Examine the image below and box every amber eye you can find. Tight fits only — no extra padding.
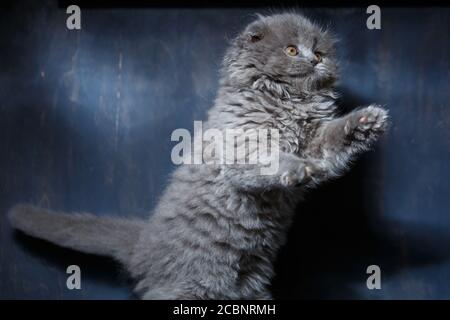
[314,51,323,62]
[285,45,299,56]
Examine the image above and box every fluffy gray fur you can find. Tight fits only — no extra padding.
[9,13,388,299]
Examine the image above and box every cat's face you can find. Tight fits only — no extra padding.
[227,13,338,93]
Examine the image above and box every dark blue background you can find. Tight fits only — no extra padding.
[1,1,449,299]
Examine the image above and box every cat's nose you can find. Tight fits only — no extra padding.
[310,56,320,66]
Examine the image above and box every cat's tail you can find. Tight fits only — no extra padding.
[8,204,143,264]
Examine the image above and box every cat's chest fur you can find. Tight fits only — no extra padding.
[272,96,337,155]
[208,87,337,156]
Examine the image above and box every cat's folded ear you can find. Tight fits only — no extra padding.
[247,31,263,43]
[240,19,268,44]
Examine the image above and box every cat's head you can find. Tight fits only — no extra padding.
[223,13,339,96]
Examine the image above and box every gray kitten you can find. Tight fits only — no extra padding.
[9,13,388,299]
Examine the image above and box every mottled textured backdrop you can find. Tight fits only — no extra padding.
[1,1,449,299]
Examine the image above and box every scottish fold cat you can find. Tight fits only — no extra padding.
[10,13,388,299]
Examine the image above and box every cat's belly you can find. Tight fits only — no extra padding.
[129,165,298,299]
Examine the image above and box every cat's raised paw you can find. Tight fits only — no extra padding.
[345,105,389,142]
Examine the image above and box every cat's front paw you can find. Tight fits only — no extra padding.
[280,161,320,187]
[344,105,389,144]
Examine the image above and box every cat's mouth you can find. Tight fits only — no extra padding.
[287,67,314,78]
[302,63,321,76]
[284,65,329,83]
